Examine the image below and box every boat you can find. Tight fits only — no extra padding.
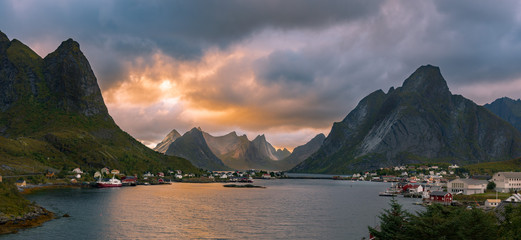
[97,175,122,188]
[379,191,397,197]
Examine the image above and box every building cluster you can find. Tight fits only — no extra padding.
[355,164,463,183]
[210,170,281,181]
[374,164,521,208]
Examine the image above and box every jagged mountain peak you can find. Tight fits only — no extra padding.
[484,97,521,134]
[153,129,182,153]
[293,65,521,174]
[0,30,8,43]
[225,131,238,137]
[167,129,181,137]
[401,64,450,96]
[253,134,266,142]
[56,38,80,52]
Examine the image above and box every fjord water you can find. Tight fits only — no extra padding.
[4,180,422,240]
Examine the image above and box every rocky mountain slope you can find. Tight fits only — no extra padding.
[279,134,325,170]
[156,128,317,170]
[154,129,181,153]
[484,97,521,133]
[164,128,229,170]
[0,31,199,175]
[292,65,521,174]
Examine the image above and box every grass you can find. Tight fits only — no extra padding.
[0,182,32,218]
[464,157,521,175]
[453,190,512,202]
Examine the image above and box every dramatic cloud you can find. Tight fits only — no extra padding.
[2,0,521,148]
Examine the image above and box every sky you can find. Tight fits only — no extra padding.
[2,0,521,150]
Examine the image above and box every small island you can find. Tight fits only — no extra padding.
[223,184,266,188]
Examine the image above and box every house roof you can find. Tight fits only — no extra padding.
[450,178,488,185]
[497,172,521,178]
[486,199,501,203]
[430,191,449,196]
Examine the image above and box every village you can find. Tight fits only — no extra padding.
[4,163,521,211]
[0,167,284,190]
[342,163,521,211]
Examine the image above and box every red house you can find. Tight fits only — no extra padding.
[429,191,452,204]
[121,176,137,186]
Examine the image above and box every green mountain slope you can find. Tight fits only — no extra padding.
[292,65,521,174]
[0,31,199,176]
[464,157,521,175]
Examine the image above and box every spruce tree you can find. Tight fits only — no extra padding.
[368,198,410,240]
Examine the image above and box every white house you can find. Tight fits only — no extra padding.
[449,164,460,169]
[447,178,488,195]
[408,184,424,193]
[485,199,501,208]
[492,172,521,193]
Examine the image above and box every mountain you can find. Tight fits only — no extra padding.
[202,131,252,169]
[158,128,309,170]
[154,129,181,153]
[0,31,199,175]
[292,65,521,174]
[484,97,521,133]
[251,134,285,161]
[279,134,325,170]
[165,128,229,170]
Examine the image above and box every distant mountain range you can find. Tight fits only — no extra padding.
[0,31,199,175]
[291,65,521,174]
[484,97,521,134]
[154,128,324,171]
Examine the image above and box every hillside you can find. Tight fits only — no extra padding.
[278,133,325,170]
[464,157,521,175]
[0,31,200,176]
[484,97,521,133]
[292,65,521,174]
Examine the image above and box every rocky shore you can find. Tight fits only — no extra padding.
[0,205,54,234]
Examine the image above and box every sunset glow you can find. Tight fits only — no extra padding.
[2,0,521,149]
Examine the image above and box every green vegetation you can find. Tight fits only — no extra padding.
[453,191,511,202]
[0,182,32,217]
[465,157,521,175]
[0,34,202,177]
[369,198,520,240]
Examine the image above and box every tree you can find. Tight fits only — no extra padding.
[487,181,496,190]
[368,198,410,240]
[498,204,521,240]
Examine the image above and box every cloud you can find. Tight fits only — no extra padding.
[2,0,521,148]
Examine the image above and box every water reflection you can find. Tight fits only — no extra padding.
[5,180,423,240]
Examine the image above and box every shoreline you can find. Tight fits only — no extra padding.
[0,183,81,235]
[0,205,54,235]
[20,183,86,195]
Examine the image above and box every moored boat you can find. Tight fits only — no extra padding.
[97,176,122,188]
[379,191,397,197]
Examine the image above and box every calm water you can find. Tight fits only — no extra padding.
[3,180,423,240]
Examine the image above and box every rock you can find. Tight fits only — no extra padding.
[292,65,521,173]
